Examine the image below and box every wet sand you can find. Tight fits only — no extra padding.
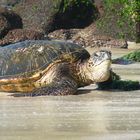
[0,48,140,140]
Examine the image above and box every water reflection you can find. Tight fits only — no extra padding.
[0,90,140,140]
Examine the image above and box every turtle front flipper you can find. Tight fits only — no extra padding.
[11,77,77,97]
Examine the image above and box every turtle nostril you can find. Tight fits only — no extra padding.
[93,53,98,57]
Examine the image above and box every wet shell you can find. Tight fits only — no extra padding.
[0,40,90,79]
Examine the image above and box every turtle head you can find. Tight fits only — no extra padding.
[86,50,111,83]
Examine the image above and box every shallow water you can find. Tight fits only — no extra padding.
[0,48,140,140]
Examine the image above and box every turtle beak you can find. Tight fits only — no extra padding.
[87,50,112,82]
[92,50,111,66]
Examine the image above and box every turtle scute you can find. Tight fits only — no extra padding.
[0,40,90,78]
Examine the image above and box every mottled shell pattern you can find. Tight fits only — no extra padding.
[0,40,90,79]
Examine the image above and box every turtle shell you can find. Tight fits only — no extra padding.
[0,40,90,78]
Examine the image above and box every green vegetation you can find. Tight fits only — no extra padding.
[98,71,140,91]
[55,0,98,29]
[113,50,140,63]
[59,0,94,13]
[96,0,140,42]
[122,50,140,62]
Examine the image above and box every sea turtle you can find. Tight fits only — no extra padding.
[0,40,111,96]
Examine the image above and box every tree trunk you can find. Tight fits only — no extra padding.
[136,21,140,43]
[135,0,140,43]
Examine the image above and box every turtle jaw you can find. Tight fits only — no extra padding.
[87,50,112,83]
[91,60,111,83]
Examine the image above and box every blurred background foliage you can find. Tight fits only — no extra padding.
[0,0,140,42]
[96,0,140,42]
